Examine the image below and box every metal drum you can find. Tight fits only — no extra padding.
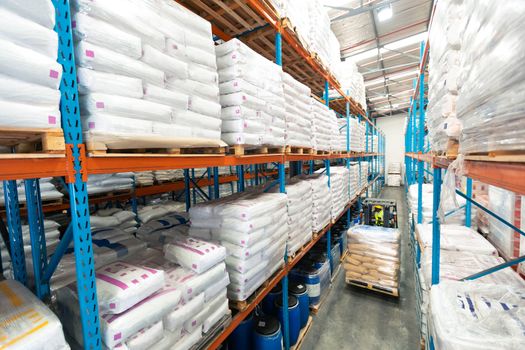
[262,283,282,316]
[228,313,254,350]
[275,295,301,346]
[253,315,283,350]
[289,282,309,329]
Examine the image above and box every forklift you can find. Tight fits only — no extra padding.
[361,198,398,228]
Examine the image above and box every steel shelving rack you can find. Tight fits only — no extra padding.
[405,35,525,350]
[0,1,385,350]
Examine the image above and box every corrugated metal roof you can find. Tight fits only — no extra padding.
[326,0,433,117]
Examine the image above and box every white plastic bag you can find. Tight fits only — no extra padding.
[141,45,188,80]
[125,320,164,350]
[0,0,55,29]
[163,293,204,332]
[77,68,143,98]
[164,237,226,274]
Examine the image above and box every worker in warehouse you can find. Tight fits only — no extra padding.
[373,205,384,226]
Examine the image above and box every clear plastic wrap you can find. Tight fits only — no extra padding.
[141,44,188,80]
[77,68,143,98]
[0,7,58,59]
[0,100,61,129]
[72,12,142,59]
[0,0,55,29]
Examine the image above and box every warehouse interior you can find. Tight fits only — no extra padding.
[0,1,524,350]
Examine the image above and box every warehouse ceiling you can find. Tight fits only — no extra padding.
[324,0,433,118]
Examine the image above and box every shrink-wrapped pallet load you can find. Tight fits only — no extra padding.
[300,174,331,233]
[318,166,350,221]
[311,99,339,152]
[0,178,63,205]
[72,0,224,152]
[344,225,400,295]
[216,39,285,150]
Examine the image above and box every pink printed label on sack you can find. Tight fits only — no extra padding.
[49,70,59,79]
[114,333,122,341]
[96,101,105,108]
[242,95,247,101]
[109,303,116,309]
[233,81,238,87]
[172,43,178,49]
[88,122,95,129]
[97,273,129,290]
[232,54,236,59]
[72,20,76,28]
[244,121,248,128]
[235,108,240,114]
[48,116,57,125]
[85,50,95,58]
[192,263,197,269]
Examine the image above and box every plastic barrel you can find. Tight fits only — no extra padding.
[310,253,327,269]
[228,313,254,350]
[262,283,282,316]
[289,282,309,329]
[253,315,283,350]
[301,264,321,305]
[275,295,301,346]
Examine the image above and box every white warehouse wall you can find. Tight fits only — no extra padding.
[376,114,406,175]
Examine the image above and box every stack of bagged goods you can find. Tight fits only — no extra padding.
[154,169,182,182]
[58,259,185,349]
[428,281,525,350]
[90,208,138,234]
[344,225,400,295]
[407,184,472,225]
[329,58,367,110]
[1,279,69,349]
[137,200,186,224]
[136,212,189,249]
[0,1,63,131]
[86,173,134,195]
[473,181,489,234]
[349,162,359,199]
[487,185,519,259]
[283,72,313,149]
[0,178,63,205]
[367,134,378,153]
[311,99,338,152]
[216,39,286,149]
[387,162,402,187]
[456,1,525,154]
[301,173,331,233]
[73,0,224,152]
[271,177,313,256]
[322,166,350,221]
[359,161,369,191]
[134,171,155,186]
[188,190,287,301]
[162,234,231,345]
[51,228,148,291]
[352,120,366,152]
[333,118,348,152]
[426,0,463,153]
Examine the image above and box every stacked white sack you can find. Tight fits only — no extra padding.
[162,234,230,344]
[87,173,134,195]
[216,39,285,148]
[1,279,69,349]
[72,0,224,150]
[428,281,525,350]
[329,58,367,111]
[367,134,378,153]
[136,212,189,249]
[351,120,366,153]
[270,177,313,255]
[349,162,359,199]
[456,1,525,154]
[283,72,313,148]
[359,161,369,191]
[487,186,519,258]
[134,171,155,186]
[301,174,331,233]
[154,169,183,182]
[0,178,63,205]
[0,1,63,131]
[58,260,187,350]
[138,201,186,224]
[188,190,287,301]
[408,184,473,226]
[327,166,350,220]
[90,208,137,234]
[0,235,12,279]
[311,99,338,152]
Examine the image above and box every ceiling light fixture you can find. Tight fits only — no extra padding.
[377,4,393,22]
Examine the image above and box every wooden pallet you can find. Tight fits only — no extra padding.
[465,150,525,163]
[290,316,314,350]
[230,145,285,156]
[88,146,227,156]
[432,139,458,159]
[310,284,332,315]
[287,240,312,262]
[285,146,315,155]
[229,267,284,311]
[314,150,331,155]
[0,128,65,154]
[346,279,399,297]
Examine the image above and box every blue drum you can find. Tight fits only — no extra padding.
[275,295,301,346]
[262,283,282,316]
[289,282,309,329]
[228,313,254,350]
[253,315,283,350]
[301,264,321,305]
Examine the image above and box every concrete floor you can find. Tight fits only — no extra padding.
[301,186,419,350]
